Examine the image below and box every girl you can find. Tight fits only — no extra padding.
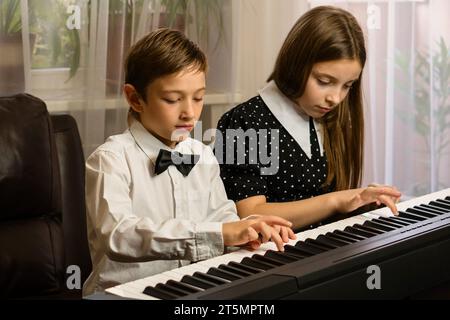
[216,6,401,231]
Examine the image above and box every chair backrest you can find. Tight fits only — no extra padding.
[0,94,91,299]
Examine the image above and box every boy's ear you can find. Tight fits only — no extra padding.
[123,84,144,113]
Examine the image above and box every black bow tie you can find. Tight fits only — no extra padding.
[154,149,199,177]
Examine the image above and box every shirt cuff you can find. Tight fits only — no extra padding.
[194,222,224,261]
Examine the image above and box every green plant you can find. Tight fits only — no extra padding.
[30,0,80,81]
[0,0,81,81]
[0,0,22,35]
[160,0,225,51]
[396,37,450,195]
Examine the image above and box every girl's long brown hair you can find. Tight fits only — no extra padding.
[268,6,366,190]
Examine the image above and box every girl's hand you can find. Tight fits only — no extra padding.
[222,216,295,251]
[337,185,402,215]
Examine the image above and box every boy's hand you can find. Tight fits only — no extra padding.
[222,216,295,251]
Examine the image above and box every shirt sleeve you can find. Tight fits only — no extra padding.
[85,149,227,263]
[215,104,268,202]
[202,146,241,223]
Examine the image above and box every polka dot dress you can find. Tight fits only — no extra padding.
[215,95,333,204]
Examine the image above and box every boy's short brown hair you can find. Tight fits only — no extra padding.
[125,28,207,101]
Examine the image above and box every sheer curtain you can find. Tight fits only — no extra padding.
[234,0,450,198]
[2,0,449,198]
[1,0,235,157]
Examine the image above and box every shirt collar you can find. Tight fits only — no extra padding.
[258,80,324,159]
[128,118,200,165]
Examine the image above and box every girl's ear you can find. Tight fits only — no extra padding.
[123,84,144,113]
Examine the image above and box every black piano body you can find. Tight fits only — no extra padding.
[107,190,450,300]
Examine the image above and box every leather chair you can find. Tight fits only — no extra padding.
[0,93,91,299]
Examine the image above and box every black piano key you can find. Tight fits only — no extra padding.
[252,254,286,266]
[437,199,450,206]
[193,272,229,285]
[241,257,274,271]
[265,250,299,263]
[431,200,450,211]
[419,204,448,215]
[294,241,324,255]
[305,238,335,251]
[390,216,419,224]
[161,282,194,296]
[378,217,409,227]
[284,244,312,258]
[325,232,358,243]
[315,234,348,248]
[207,267,242,281]
[406,207,439,218]
[372,218,406,229]
[352,223,384,235]
[446,196,450,201]
[363,220,396,232]
[181,275,216,289]
[228,261,262,274]
[398,211,427,221]
[219,264,253,277]
[166,279,201,293]
[143,285,178,300]
[333,229,367,241]
[344,226,377,238]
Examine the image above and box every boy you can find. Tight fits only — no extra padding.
[83,29,295,296]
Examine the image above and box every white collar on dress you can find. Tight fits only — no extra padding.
[258,80,324,159]
[128,118,202,165]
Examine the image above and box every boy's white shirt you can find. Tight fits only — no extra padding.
[83,118,239,296]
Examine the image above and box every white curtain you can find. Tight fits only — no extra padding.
[234,0,450,198]
[3,0,449,198]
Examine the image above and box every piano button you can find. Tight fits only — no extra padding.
[363,220,396,232]
[344,226,376,238]
[333,229,367,241]
[143,285,178,300]
[398,211,427,221]
[371,218,406,229]
[228,261,262,274]
[265,250,299,263]
[218,264,253,277]
[193,272,230,285]
[315,235,347,248]
[295,241,327,254]
[241,257,274,271]
[431,200,450,211]
[418,204,447,215]
[252,254,286,266]
[407,207,439,218]
[325,232,358,243]
[284,244,313,258]
[181,275,216,290]
[305,238,335,250]
[207,267,242,281]
[166,279,202,293]
[379,217,409,227]
[352,223,384,235]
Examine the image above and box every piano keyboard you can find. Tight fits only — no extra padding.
[106,188,450,300]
